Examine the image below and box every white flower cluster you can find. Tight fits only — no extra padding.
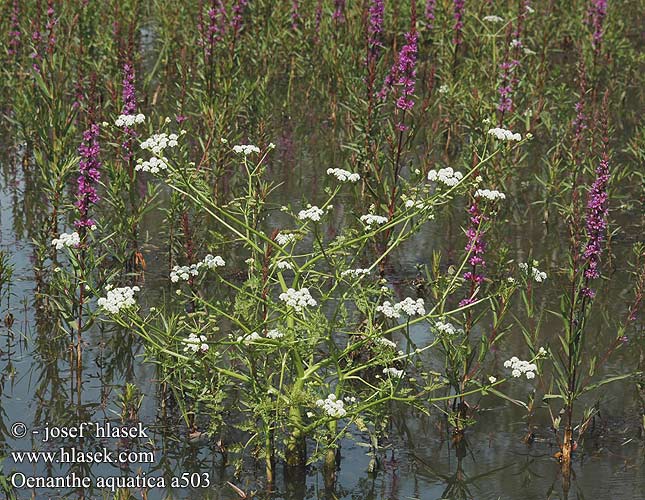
[236,331,261,344]
[51,231,80,250]
[519,261,547,282]
[404,198,424,209]
[475,189,507,201]
[504,356,537,379]
[327,168,360,182]
[182,333,209,353]
[487,127,522,142]
[233,144,260,155]
[434,320,464,336]
[315,394,346,418]
[275,232,297,246]
[360,214,388,229]
[135,156,169,173]
[382,367,404,378]
[170,254,225,283]
[483,15,504,22]
[377,297,425,319]
[298,205,324,222]
[140,133,179,154]
[266,329,284,339]
[203,254,226,269]
[279,287,317,312]
[276,261,293,271]
[438,84,450,94]
[97,285,140,314]
[397,297,426,316]
[115,113,145,127]
[340,268,370,278]
[373,336,397,349]
[427,167,463,187]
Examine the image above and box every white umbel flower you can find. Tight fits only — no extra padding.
[519,261,547,282]
[97,286,140,314]
[475,189,506,201]
[170,254,225,282]
[382,367,404,378]
[135,156,169,173]
[327,168,360,182]
[340,268,370,278]
[279,287,317,312]
[266,329,284,339]
[315,394,347,418]
[275,232,297,246]
[487,127,522,142]
[298,205,325,222]
[434,321,464,336]
[360,214,388,229]
[483,15,504,22]
[427,167,463,187]
[51,231,80,250]
[115,113,145,127]
[503,356,537,380]
[232,144,261,155]
[236,331,262,344]
[141,133,179,154]
[183,333,209,353]
[377,297,425,318]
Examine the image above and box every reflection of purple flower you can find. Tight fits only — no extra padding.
[75,124,101,229]
[460,201,487,307]
[379,31,418,122]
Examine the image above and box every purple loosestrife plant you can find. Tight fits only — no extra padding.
[291,1,301,30]
[45,0,57,55]
[314,0,323,41]
[7,0,21,58]
[496,2,528,119]
[75,124,102,230]
[587,0,608,53]
[333,0,346,23]
[367,0,384,65]
[460,201,487,307]
[452,0,466,47]
[425,0,437,30]
[378,30,419,129]
[581,154,610,297]
[121,61,137,165]
[231,0,249,39]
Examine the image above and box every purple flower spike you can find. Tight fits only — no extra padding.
[7,0,21,58]
[333,0,346,23]
[587,0,608,53]
[582,155,610,291]
[425,0,437,29]
[379,31,419,119]
[452,0,466,46]
[460,200,487,306]
[75,123,102,229]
